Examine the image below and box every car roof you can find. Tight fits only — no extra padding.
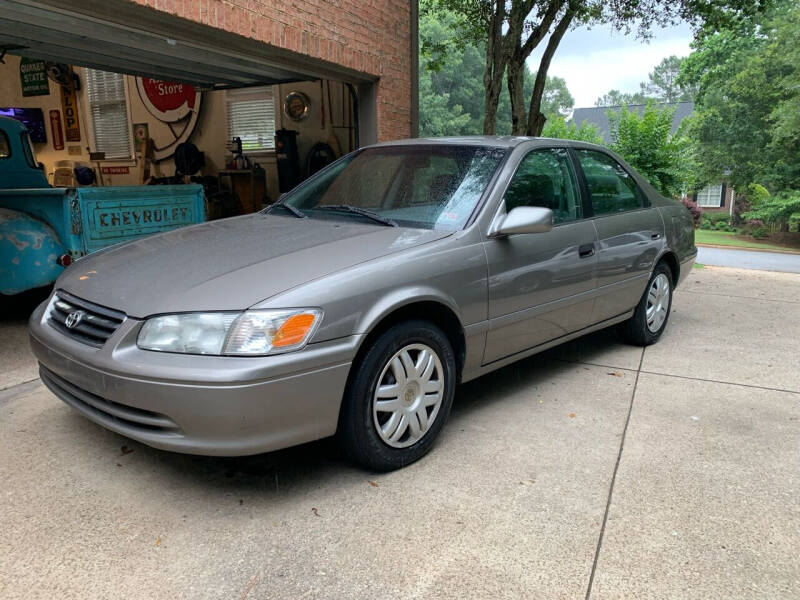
[369,135,606,151]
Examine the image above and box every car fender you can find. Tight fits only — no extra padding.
[0,208,66,295]
[354,284,464,337]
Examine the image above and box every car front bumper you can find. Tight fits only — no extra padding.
[28,298,359,456]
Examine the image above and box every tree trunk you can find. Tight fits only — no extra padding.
[482,2,506,135]
[526,8,574,136]
[507,59,527,135]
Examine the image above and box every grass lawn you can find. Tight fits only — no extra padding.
[694,229,800,253]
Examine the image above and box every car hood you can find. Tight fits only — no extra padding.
[57,213,452,317]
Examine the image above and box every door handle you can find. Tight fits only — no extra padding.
[578,243,595,258]
[651,232,661,240]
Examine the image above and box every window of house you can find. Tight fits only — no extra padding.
[84,69,132,160]
[226,87,276,152]
[696,184,724,207]
[576,149,645,216]
[504,148,581,224]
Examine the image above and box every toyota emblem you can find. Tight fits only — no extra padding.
[64,310,85,329]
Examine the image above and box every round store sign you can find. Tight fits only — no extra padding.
[136,77,200,123]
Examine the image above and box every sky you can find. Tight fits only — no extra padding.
[530,21,695,109]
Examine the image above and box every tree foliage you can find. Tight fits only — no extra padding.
[419,3,575,136]
[595,55,696,106]
[680,0,800,191]
[742,190,800,231]
[608,103,697,197]
[541,116,604,144]
[425,0,770,136]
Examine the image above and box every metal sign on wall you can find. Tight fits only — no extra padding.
[19,58,49,97]
[135,77,201,161]
[59,73,81,142]
[49,110,64,150]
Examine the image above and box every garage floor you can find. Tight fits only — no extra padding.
[1,266,799,599]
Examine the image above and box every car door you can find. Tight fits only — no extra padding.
[483,146,598,364]
[573,148,664,324]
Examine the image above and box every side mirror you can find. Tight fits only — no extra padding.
[489,206,553,237]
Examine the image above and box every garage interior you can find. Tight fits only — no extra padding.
[0,0,379,212]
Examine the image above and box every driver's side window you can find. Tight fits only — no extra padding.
[504,148,581,225]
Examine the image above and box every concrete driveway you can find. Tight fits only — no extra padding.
[1,266,798,599]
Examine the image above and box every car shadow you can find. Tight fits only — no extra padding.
[0,286,50,322]
[57,327,626,498]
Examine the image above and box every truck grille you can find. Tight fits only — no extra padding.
[49,290,126,347]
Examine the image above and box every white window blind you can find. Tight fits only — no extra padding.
[85,69,131,159]
[226,87,276,151]
[696,184,724,207]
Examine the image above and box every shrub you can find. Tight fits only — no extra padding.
[743,190,800,232]
[681,196,702,225]
[750,227,769,239]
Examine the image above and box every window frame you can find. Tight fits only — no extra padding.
[570,147,650,219]
[225,86,277,154]
[695,183,725,208]
[81,68,134,162]
[501,146,584,227]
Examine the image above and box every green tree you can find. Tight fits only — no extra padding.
[679,0,799,191]
[608,103,696,197]
[595,89,651,107]
[426,0,768,135]
[595,55,696,107]
[743,191,800,231]
[541,115,604,144]
[419,1,575,136]
[642,55,696,103]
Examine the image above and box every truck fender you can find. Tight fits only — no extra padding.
[0,208,66,295]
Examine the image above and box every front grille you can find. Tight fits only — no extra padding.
[49,290,126,347]
[40,366,182,437]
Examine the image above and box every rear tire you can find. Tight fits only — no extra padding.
[338,320,456,471]
[617,262,673,346]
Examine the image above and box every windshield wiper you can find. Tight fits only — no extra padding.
[315,205,398,227]
[265,203,306,218]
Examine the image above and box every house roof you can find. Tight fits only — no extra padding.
[571,101,694,143]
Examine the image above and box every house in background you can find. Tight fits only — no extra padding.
[571,102,733,213]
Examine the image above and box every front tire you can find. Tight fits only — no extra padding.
[338,320,456,471]
[618,262,673,346]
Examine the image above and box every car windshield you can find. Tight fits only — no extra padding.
[279,145,507,230]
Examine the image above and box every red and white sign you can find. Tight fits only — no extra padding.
[49,110,64,150]
[136,77,200,123]
[101,166,130,175]
[134,76,202,162]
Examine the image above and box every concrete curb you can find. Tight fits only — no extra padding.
[695,242,800,255]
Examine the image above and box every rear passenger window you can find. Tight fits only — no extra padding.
[576,149,645,216]
[504,148,581,224]
[0,131,10,158]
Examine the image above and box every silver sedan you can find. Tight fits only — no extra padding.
[29,137,696,470]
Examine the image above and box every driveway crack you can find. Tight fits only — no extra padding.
[584,347,644,599]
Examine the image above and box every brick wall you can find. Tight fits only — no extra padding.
[128,0,412,141]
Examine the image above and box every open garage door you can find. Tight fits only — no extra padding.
[0,0,377,144]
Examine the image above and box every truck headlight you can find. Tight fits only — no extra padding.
[137,309,322,356]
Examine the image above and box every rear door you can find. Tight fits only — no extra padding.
[573,149,664,323]
[483,146,598,364]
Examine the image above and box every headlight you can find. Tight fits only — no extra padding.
[137,309,322,356]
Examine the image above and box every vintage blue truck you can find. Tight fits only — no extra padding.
[0,116,205,295]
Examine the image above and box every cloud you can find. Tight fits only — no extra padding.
[529,24,694,108]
